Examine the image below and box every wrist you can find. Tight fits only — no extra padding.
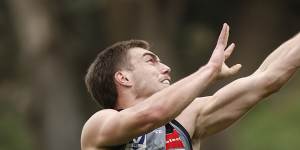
[197,64,220,81]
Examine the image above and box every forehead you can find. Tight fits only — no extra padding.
[127,47,158,60]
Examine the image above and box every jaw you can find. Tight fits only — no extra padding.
[160,83,171,88]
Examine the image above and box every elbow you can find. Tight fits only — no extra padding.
[259,73,285,97]
[258,62,297,97]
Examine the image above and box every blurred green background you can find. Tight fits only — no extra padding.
[0,0,300,150]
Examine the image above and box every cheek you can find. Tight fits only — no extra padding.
[132,66,158,83]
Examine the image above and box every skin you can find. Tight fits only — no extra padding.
[81,24,300,150]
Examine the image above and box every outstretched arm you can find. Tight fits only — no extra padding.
[255,33,300,74]
[81,24,235,148]
[192,32,300,139]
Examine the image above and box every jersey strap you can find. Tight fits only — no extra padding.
[169,120,193,150]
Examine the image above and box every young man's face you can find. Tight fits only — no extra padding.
[126,47,171,97]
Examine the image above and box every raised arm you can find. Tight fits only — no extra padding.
[255,33,300,73]
[193,32,300,139]
[81,24,234,148]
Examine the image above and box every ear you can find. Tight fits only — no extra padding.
[114,71,133,87]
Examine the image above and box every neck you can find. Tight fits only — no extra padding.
[115,91,151,110]
[115,85,158,109]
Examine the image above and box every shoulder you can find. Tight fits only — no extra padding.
[90,109,118,121]
[175,97,212,138]
[81,109,118,149]
[83,109,118,131]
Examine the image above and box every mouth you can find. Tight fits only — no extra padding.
[160,79,171,85]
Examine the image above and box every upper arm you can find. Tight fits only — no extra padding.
[81,107,163,149]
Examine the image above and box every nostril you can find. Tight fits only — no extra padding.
[167,67,171,73]
[160,63,171,74]
[161,67,171,74]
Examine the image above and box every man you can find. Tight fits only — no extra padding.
[81,23,300,150]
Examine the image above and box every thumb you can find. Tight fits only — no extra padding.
[229,64,242,75]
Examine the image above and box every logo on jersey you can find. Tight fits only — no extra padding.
[126,135,147,150]
[166,129,185,150]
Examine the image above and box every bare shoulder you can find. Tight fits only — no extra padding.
[176,96,211,138]
[81,105,166,149]
[82,109,118,132]
[87,109,118,124]
[81,109,119,149]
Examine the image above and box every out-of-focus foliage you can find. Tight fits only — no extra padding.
[233,76,300,150]
[0,101,33,150]
[0,0,300,150]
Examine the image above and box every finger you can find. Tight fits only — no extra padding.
[209,23,230,66]
[216,23,228,49]
[229,64,242,75]
[225,43,235,59]
[215,23,230,50]
[225,23,230,44]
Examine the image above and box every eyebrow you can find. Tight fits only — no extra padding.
[142,52,160,62]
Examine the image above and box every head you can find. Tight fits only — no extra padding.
[85,40,171,109]
[122,47,171,99]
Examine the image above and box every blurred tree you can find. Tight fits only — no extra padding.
[8,0,82,149]
[104,0,187,79]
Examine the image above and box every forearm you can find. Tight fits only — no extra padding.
[142,64,219,125]
[197,62,298,138]
[255,46,285,74]
[195,75,267,138]
[255,33,300,73]
[207,32,300,124]
[146,24,232,123]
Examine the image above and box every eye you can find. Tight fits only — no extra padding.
[146,58,155,63]
[144,55,156,64]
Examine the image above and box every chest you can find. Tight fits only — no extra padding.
[122,121,192,150]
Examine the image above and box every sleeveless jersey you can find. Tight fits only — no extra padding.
[113,120,193,150]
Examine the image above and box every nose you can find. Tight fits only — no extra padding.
[159,62,171,74]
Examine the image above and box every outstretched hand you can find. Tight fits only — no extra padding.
[218,43,242,79]
[208,23,242,79]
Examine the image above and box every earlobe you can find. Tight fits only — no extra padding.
[114,71,132,87]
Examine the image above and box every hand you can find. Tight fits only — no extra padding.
[217,43,242,80]
[207,23,228,70]
[208,23,242,79]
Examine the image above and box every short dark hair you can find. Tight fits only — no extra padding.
[85,40,150,109]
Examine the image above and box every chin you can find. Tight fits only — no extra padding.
[160,84,170,89]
